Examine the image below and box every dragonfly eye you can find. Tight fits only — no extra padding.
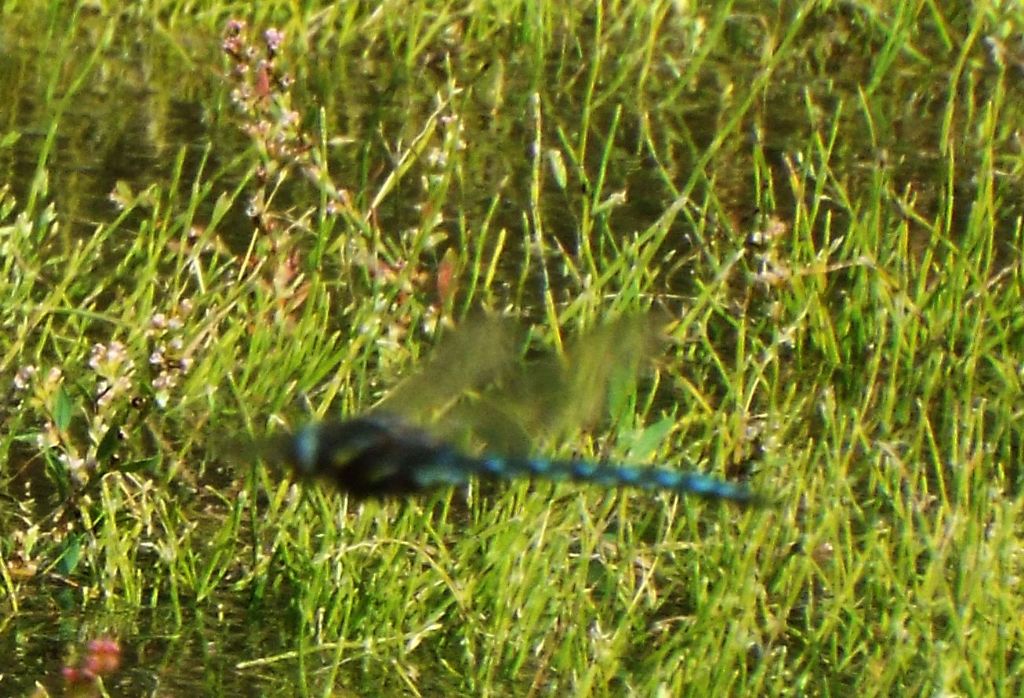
[290,424,321,474]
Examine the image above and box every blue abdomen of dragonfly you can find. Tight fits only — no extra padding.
[467,453,757,503]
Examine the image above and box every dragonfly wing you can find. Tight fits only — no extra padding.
[374,315,523,422]
[470,313,669,445]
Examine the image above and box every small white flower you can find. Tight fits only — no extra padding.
[13,365,37,390]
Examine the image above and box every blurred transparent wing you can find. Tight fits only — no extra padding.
[463,313,669,450]
[551,313,668,434]
[372,315,523,422]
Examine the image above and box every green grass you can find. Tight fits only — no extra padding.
[2,0,1024,695]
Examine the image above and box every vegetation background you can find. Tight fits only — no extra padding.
[1,1,1023,695]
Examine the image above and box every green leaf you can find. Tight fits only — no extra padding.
[625,416,675,463]
[56,533,82,576]
[53,385,74,432]
[117,456,159,474]
[95,423,123,463]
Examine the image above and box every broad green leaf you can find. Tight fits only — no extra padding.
[53,385,73,432]
[56,534,82,576]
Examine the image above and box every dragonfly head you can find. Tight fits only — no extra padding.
[287,423,321,476]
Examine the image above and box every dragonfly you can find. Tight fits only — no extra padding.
[282,413,760,503]
[269,316,763,505]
